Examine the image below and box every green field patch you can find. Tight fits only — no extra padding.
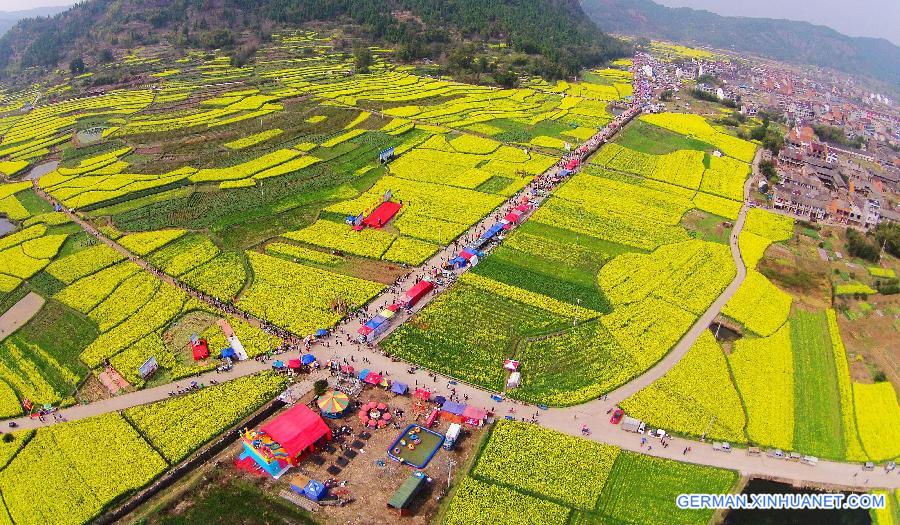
[615,120,715,155]
[791,310,844,459]
[472,244,610,313]
[476,175,515,194]
[595,452,737,525]
[381,281,573,390]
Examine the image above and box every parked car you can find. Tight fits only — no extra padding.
[713,442,732,453]
[609,409,624,424]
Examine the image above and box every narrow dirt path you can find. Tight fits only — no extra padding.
[0,292,45,342]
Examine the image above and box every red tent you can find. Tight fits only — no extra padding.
[414,388,432,400]
[402,280,434,308]
[261,404,331,464]
[515,204,529,212]
[288,359,302,369]
[364,372,382,385]
[191,339,209,360]
[503,212,521,223]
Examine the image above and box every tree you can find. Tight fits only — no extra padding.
[69,56,85,75]
[872,222,900,258]
[659,89,673,101]
[98,49,114,63]
[759,160,777,182]
[846,229,880,262]
[313,379,329,396]
[354,45,373,73]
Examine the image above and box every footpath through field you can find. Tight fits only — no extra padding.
[13,121,899,491]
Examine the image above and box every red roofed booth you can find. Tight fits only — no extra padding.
[402,280,434,309]
[260,404,331,465]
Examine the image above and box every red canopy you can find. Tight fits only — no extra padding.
[414,388,431,400]
[288,359,302,369]
[362,201,402,228]
[403,280,434,307]
[260,404,330,459]
[364,373,382,385]
[515,204,529,212]
[358,325,373,335]
[503,212,521,223]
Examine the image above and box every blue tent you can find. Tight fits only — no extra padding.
[304,480,327,501]
[272,360,285,369]
[220,347,236,359]
[301,354,316,365]
[442,401,466,415]
[559,169,572,177]
[315,329,328,337]
[390,382,408,395]
[449,256,467,268]
[358,368,371,380]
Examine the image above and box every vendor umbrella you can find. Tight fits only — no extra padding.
[315,329,328,337]
[376,402,388,411]
[273,360,285,369]
[317,390,350,414]
[301,354,316,365]
[382,412,392,421]
[367,419,377,428]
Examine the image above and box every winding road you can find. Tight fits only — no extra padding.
[10,119,899,491]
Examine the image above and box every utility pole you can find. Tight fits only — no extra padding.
[447,457,456,489]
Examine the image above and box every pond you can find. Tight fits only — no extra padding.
[0,218,15,237]
[709,321,742,342]
[24,161,58,181]
[725,479,871,525]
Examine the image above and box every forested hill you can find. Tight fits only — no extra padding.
[581,0,900,89]
[0,0,625,80]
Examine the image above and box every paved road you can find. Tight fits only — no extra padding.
[12,127,899,490]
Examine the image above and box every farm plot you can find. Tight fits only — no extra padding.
[826,309,868,461]
[445,422,736,525]
[594,452,737,525]
[472,422,619,509]
[237,251,383,336]
[0,413,167,525]
[530,172,692,251]
[640,113,758,163]
[125,372,287,463]
[598,239,735,315]
[443,477,571,525]
[853,382,900,462]
[791,310,844,459]
[381,274,580,390]
[621,331,747,443]
[721,270,792,337]
[728,323,795,450]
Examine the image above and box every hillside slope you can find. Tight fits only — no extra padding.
[0,0,625,79]
[581,0,900,89]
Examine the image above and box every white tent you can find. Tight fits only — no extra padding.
[506,372,521,388]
